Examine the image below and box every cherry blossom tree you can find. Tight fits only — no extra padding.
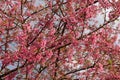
[0,0,120,80]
